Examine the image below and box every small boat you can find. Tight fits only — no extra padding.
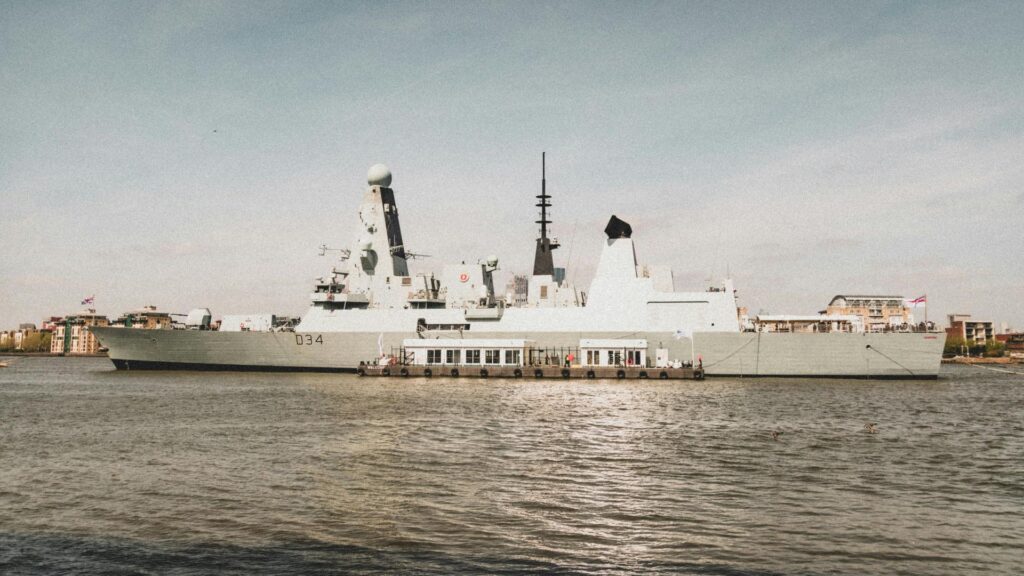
[0,361,9,368]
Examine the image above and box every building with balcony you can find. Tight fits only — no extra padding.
[111,305,172,329]
[995,332,1024,358]
[822,295,911,332]
[945,314,994,346]
[754,314,863,333]
[2,324,51,352]
[50,311,109,355]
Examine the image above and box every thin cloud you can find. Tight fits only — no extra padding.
[1,2,1022,329]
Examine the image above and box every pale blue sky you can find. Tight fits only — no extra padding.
[2,1,1022,329]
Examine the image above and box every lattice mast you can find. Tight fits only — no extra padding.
[533,152,560,275]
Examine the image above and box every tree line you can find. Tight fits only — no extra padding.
[943,336,1005,357]
[0,332,53,353]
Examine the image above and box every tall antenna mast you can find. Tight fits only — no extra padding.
[532,152,559,276]
[538,152,550,242]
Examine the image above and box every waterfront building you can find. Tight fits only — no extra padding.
[1,327,42,350]
[737,307,753,331]
[822,295,911,332]
[505,275,529,307]
[754,314,863,333]
[553,267,566,285]
[945,314,994,346]
[40,317,63,331]
[995,333,1024,358]
[13,324,39,349]
[111,305,172,329]
[50,310,110,355]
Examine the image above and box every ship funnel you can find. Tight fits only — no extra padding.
[594,215,638,279]
[604,215,632,239]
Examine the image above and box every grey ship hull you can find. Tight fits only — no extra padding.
[93,328,945,379]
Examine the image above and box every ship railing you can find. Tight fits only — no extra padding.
[879,323,940,333]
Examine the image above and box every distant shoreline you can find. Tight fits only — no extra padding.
[941,356,1021,365]
[0,352,108,358]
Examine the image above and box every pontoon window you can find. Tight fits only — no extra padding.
[485,349,501,364]
[446,349,461,364]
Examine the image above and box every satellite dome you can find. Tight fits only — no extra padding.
[367,164,392,187]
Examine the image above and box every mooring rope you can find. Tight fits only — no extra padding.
[865,344,916,377]
[703,336,758,370]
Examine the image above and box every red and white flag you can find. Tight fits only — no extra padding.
[905,295,927,307]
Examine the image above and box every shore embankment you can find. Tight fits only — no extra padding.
[941,356,1021,365]
[0,352,108,358]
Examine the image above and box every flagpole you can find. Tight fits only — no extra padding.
[924,294,928,329]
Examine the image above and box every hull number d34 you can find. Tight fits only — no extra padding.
[295,334,324,345]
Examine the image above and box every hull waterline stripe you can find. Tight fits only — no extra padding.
[111,359,357,373]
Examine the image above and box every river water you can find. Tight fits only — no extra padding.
[1,357,1021,575]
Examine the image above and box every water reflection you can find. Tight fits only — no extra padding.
[0,358,1021,574]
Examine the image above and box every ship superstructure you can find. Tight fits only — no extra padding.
[93,160,944,378]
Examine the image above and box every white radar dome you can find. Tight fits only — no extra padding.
[367,164,392,187]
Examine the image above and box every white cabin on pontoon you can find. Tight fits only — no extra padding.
[402,339,534,367]
[580,339,648,367]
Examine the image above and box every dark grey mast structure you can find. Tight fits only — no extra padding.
[533,152,561,276]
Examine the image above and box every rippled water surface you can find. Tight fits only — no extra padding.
[1,357,1022,574]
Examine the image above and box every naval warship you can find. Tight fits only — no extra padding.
[93,159,944,378]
